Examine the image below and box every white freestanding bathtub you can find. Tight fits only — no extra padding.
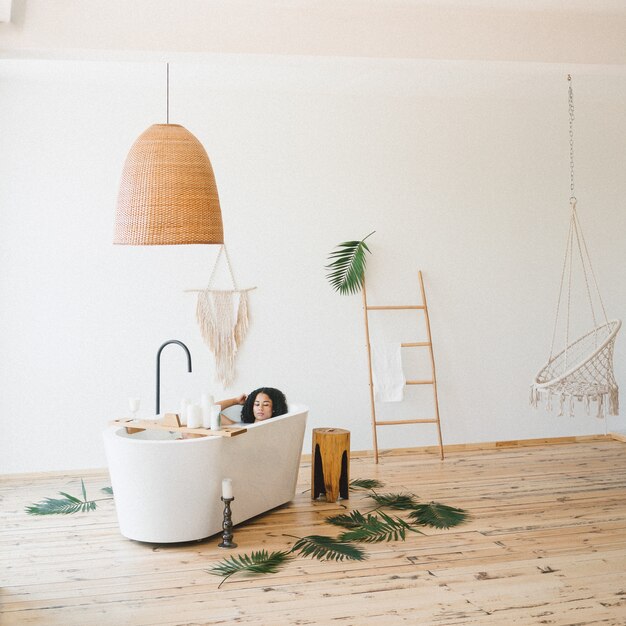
[103,404,308,543]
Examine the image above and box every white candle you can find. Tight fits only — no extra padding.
[210,404,222,431]
[201,393,214,428]
[222,478,233,499]
[128,397,140,414]
[186,403,202,429]
[179,398,190,426]
[202,408,211,429]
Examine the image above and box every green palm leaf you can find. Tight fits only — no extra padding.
[337,511,420,543]
[369,492,419,510]
[407,502,469,529]
[290,535,367,562]
[206,550,292,588]
[349,478,385,491]
[101,486,114,495]
[25,479,104,515]
[25,496,97,515]
[326,510,367,530]
[325,231,375,295]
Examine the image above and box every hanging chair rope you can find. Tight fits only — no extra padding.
[532,75,620,419]
[549,200,610,363]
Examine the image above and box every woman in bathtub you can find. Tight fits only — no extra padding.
[218,387,288,424]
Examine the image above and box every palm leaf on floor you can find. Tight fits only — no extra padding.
[407,502,469,529]
[325,231,375,295]
[25,494,96,515]
[25,479,111,515]
[337,511,420,543]
[368,492,419,510]
[349,478,384,491]
[290,535,367,562]
[206,550,293,588]
[326,510,368,530]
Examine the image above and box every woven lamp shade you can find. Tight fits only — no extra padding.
[114,124,224,245]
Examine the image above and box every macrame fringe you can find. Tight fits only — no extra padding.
[609,387,619,416]
[529,386,538,408]
[196,289,250,388]
[530,384,620,420]
[191,245,254,388]
[596,394,604,419]
[234,290,249,347]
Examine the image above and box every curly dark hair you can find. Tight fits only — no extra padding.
[240,387,288,423]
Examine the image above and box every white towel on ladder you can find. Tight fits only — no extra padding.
[372,342,405,402]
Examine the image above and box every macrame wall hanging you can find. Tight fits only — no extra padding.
[531,75,621,419]
[186,245,256,387]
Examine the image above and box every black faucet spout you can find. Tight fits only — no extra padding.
[156,340,192,415]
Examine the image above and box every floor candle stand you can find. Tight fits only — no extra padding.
[217,497,237,548]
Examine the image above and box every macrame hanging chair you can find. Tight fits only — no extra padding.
[186,245,255,388]
[531,76,620,419]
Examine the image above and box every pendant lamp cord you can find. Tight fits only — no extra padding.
[166,62,170,124]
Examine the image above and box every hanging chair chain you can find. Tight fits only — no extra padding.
[548,75,611,364]
[568,74,576,203]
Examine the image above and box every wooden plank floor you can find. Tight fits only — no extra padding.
[2,440,626,625]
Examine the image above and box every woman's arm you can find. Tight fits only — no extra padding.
[217,394,247,425]
[218,394,247,410]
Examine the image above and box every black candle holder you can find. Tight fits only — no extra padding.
[218,496,237,548]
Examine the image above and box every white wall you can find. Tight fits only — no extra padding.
[1,57,625,473]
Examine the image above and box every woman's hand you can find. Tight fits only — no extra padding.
[217,394,247,410]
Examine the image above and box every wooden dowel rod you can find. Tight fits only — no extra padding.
[406,379,435,385]
[362,279,379,464]
[418,270,444,460]
[366,305,425,310]
[376,419,438,425]
[401,342,430,347]
[184,286,257,293]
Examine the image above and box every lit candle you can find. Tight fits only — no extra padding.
[186,403,202,429]
[210,404,222,431]
[222,478,233,499]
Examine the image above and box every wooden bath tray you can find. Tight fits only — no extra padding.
[111,413,247,438]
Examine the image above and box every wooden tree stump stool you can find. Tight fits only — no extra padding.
[311,428,350,503]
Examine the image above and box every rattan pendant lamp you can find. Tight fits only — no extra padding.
[114,64,224,245]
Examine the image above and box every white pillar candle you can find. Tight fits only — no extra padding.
[222,478,233,499]
[202,407,211,429]
[186,403,202,429]
[201,393,214,428]
[179,398,190,426]
[210,404,222,431]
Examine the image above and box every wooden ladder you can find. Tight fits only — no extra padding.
[362,270,444,462]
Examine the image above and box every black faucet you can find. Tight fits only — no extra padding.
[156,340,192,415]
